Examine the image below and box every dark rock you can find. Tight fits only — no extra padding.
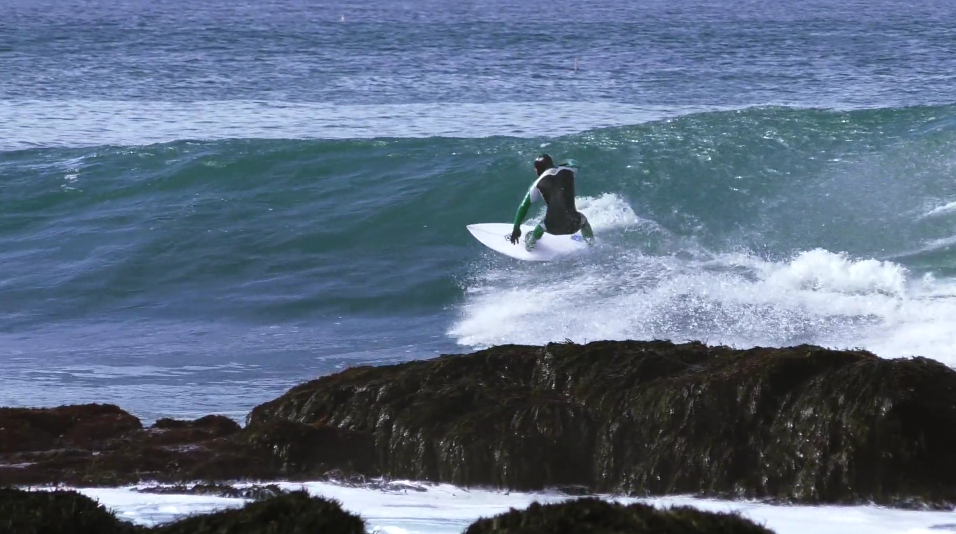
[0,487,141,534]
[151,489,365,534]
[463,497,775,534]
[142,415,241,450]
[0,403,375,487]
[0,404,142,453]
[0,429,228,487]
[176,419,377,483]
[553,485,591,496]
[248,340,956,506]
[134,483,287,500]
[237,419,377,478]
[0,488,363,534]
[325,476,431,493]
[249,344,593,490]
[6,340,956,508]
[152,415,241,435]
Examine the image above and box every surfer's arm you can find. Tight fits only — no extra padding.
[512,191,532,229]
[509,186,540,244]
[513,182,543,227]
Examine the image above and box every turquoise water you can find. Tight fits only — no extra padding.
[3,0,956,422]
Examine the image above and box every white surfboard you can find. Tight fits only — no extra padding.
[466,223,589,262]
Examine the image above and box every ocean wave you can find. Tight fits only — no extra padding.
[4,103,956,362]
[451,243,956,362]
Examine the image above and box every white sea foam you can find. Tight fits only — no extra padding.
[451,195,956,364]
[923,200,956,218]
[517,192,652,240]
[43,481,956,534]
[0,100,731,151]
[759,248,907,297]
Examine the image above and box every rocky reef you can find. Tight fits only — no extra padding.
[133,482,288,500]
[0,487,774,534]
[4,340,956,509]
[0,488,366,534]
[249,340,956,507]
[0,487,140,534]
[0,405,376,487]
[463,497,775,534]
[150,489,366,534]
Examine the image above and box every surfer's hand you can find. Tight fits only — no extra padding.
[509,228,521,244]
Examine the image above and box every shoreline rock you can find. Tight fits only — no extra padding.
[4,340,956,509]
[463,497,775,534]
[249,340,956,508]
[150,489,366,534]
[0,487,140,534]
[0,487,776,534]
[0,487,367,534]
[133,482,288,501]
[0,407,377,487]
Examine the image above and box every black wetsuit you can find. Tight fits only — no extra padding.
[511,166,594,250]
[533,167,584,234]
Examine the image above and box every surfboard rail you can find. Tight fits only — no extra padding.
[466,223,589,262]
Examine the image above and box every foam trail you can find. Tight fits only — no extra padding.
[61,482,956,534]
[923,200,956,218]
[574,193,647,231]
[521,192,649,232]
[452,200,956,362]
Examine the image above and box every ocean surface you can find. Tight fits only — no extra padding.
[4,0,956,464]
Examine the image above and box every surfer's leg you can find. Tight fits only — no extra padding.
[579,213,594,245]
[524,223,545,251]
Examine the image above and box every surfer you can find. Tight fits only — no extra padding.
[509,154,594,251]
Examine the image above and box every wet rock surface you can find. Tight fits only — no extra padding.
[0,404,142,454]
[4,340,956,508]
[250,340,956,507]
[150,489,366,534]
[0,487,779,534]
[0,488,366,534]
[463,497,775,534]
[133,482,288,501]
[0,487,140,534]
[0,407,377,487]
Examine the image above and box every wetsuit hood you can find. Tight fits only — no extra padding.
[534,153,555,176]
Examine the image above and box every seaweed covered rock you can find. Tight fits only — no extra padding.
[0,406,236,486]
[151,489,365,534]
[237,419,377,478]
[134,483,287,500]
[0,488,140,534]
[0,403,373,486]
[249,344,593,490]
[248,340,956,506]
[0,488,363,534]
[6,340,956,507]
[463,497,774,534]
[151,415,241,441]
[0,404,142,453]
